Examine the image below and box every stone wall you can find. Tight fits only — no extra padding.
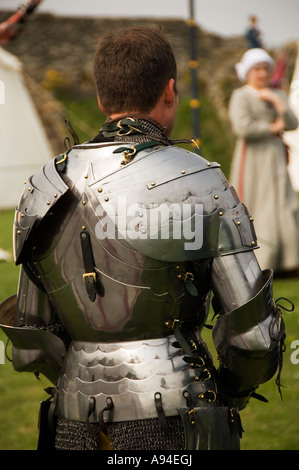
[2,12,296,104]
[0,11,297,151]
[0,12,247,96]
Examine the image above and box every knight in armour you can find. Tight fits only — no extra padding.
[0,27,286,450]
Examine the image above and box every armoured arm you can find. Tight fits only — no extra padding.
[0,267,68,384]
[0,156,71,382]
[211,251,283,409]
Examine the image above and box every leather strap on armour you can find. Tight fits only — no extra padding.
[80,231,104,301]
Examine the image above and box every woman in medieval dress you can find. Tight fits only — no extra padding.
[229,48,299,276]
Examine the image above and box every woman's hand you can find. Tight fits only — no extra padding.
[269,117,285,135]
[258,88,286,115]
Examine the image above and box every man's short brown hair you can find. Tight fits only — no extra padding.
[93,26,177,115]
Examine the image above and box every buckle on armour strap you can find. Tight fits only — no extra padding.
[82,272,97,282]
[120,146,137,165]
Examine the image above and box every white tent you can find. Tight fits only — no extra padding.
[284,42,299,192]
[0,46,52,210]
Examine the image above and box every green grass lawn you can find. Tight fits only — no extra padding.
[1,209,299,450]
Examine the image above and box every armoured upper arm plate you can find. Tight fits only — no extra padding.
[14,157,69,265]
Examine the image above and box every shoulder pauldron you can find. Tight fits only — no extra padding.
[84,144,258,261]
[14,157,69,265]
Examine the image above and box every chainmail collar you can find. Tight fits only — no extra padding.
[100,114,171,145]
[67,114,196,148]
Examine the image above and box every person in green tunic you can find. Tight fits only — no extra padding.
[229,48,299,276]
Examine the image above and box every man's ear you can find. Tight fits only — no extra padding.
[97,95,106,114]
[164,78,176,108]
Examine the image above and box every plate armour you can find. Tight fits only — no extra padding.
[0,127,285,449]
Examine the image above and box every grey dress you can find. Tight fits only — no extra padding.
[229,85,299,272]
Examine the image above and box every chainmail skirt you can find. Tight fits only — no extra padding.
[55,416,185,450]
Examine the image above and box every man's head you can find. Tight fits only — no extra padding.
[94,26,178,127]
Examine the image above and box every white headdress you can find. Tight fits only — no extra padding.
[235,48,274,82]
